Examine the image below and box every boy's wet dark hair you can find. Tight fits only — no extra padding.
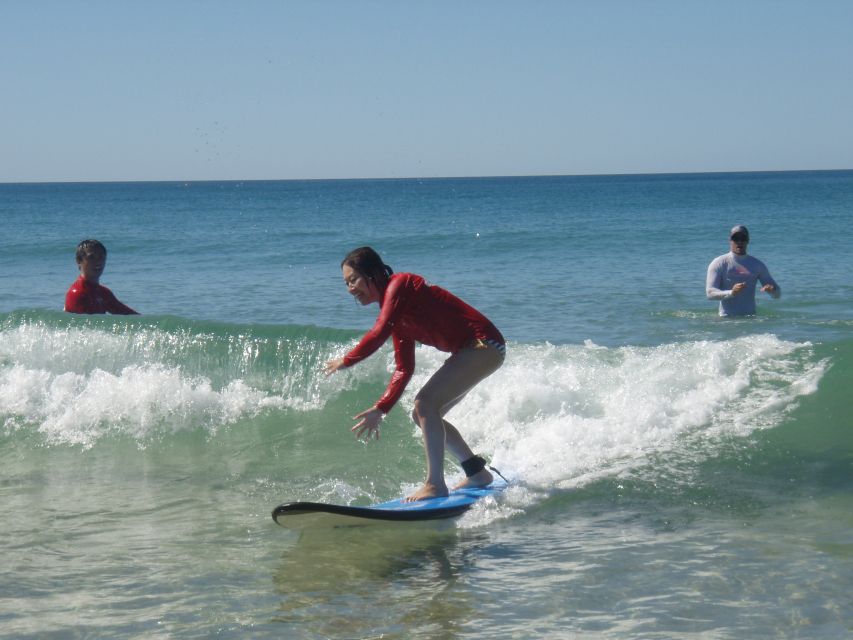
[341,246,393,288]
[75,239,107,264]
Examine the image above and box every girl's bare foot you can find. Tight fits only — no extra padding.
[404,481,448,502]
[452,468,493,490]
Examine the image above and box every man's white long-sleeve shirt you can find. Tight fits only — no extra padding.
[706,252,780,316]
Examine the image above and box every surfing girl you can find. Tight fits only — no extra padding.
[324,247,505,502]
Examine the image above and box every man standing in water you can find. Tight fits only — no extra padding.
[706,225,780,317]
[64,239,139,315]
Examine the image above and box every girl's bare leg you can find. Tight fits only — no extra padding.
[405,344,503,501]
[443,419,494,490]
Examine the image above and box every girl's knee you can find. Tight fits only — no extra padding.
[411,396,437,424]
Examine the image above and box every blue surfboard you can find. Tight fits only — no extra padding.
[272,479,507,528]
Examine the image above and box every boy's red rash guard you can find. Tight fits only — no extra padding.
[64,276,138,315]
[342,273,504,413]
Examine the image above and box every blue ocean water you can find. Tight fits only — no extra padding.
[1,171,852,638]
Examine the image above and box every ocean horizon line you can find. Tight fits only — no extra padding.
[2,167,851,187]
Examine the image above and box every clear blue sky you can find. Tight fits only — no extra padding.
[2,0,852,182]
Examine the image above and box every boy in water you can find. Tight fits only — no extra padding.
[64,239,139,315]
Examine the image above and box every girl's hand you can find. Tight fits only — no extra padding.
[324,357,346,376]
[351,407,383,441]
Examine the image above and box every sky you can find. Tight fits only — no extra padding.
[2,0,852,182]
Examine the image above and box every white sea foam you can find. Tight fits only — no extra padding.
[0,320,827,486]
[0,321,406,448]
[0,322,289,447]
[0,362,285,448]
[405,335,826,501]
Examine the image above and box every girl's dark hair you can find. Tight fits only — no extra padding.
[341,246,393,289]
